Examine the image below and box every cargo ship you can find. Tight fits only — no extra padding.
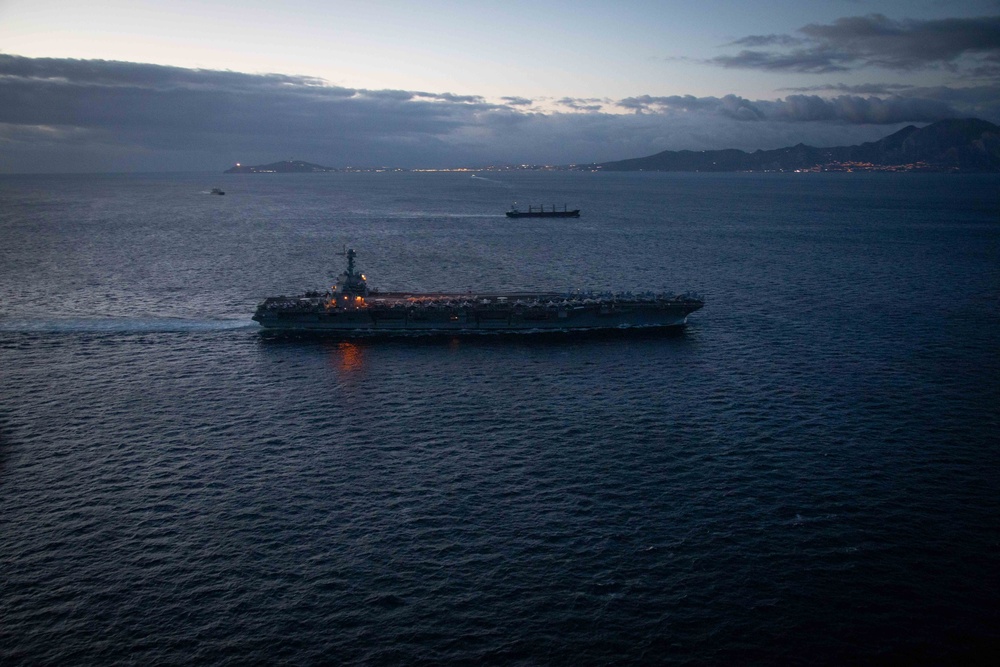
[506,204,580,218]
[252,249,703,334]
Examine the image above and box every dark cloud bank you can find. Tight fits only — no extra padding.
[713,13,1000,75]
[1,45,998,171]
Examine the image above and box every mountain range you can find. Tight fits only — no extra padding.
[596,119,1000,172]
[224,119,1000,173]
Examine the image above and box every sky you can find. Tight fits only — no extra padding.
[1,0,999,172]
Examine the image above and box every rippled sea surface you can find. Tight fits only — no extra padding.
[2,171,998,665]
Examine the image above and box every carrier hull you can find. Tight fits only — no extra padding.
[252,249,703,336]
[253,292,702,334]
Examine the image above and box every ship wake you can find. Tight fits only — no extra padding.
[0,317,255,334]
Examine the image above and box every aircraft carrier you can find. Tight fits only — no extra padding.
[252,249,703,334]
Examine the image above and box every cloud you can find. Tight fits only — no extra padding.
[763,94,954,124]
[728,34,805,49]
[613,92,956,124]
[0,55,509,169]
[556,97,608,112]
[0,55,998,172]
[0,54,325,89]
[779,83,918,95]
[712,13,1000,75]
[618,94,767,122]
[501,96,534,107]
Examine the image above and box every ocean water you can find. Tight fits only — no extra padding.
[1,171,998,665]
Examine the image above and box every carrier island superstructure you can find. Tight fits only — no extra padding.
[252,249,703,334]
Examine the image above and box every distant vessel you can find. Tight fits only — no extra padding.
[211,188,225,195]
[506,204,580,218]
[252,249,703,335]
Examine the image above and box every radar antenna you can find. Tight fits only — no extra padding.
[346,248,356,277]
[336,245,358,277]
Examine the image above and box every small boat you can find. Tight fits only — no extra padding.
[506,204,579,218]
[211,188,225,195]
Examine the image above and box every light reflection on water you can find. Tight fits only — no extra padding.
[333,341,365,374]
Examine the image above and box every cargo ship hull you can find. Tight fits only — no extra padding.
[506,204,580,218]
[506,210,580,218]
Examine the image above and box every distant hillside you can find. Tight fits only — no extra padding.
[225,160,335,173]
[597,119,1000,172]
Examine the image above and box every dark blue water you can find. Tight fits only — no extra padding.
[1,171,998,665]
